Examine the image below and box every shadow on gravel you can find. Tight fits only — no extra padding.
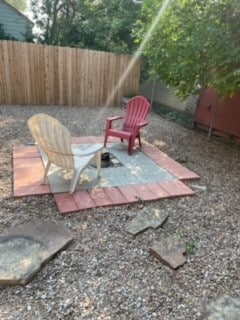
[152,102,240,152]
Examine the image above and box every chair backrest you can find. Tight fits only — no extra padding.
[123,96,151,132]
[28,113,74,170]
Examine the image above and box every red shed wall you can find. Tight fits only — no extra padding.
[195,88,240,139]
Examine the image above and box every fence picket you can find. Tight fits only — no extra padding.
[0,41,141,106]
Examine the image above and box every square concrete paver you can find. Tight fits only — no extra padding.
[13,136,200,214]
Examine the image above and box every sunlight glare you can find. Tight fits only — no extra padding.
[104,0,173,107]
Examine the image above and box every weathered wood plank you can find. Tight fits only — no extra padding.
[0,40,141,107]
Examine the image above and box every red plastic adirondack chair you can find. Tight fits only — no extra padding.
[104,96,151,155]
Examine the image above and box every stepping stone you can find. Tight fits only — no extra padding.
[202,295,240,320]
[125,209,169,235]
[149,235,187,269]
[0,219,73,285]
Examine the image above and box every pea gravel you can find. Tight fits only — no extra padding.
[0,105,239,320]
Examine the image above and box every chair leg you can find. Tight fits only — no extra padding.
[104,132,108,147]
[69,168,82,194]
[69,152,102,194]
[128,137,134,155]
[138,134,142,147]
[95,151,101,178]
[43,160,51,184]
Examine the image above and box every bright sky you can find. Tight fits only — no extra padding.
[25,0,31,16]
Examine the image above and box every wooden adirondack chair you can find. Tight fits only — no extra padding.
[28,113,102,194]
[104,96,151,154]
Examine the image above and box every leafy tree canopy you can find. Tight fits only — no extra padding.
[30,0,141,54]
[0,23,15,40]
[134,0,240,100]
[6,0,27,12]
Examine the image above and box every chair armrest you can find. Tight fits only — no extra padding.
[72,143,103,156]
[106,116,124,130]
[130,121,148,136]
[136,121,148,128]
[107,116,123,123]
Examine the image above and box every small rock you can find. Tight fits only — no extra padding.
[191,184,207,191]
[202,295,240,320]
[125,209,169,235]
[149,235,187,269]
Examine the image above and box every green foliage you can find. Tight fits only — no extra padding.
[24,25,34,43]
[173,228,186,239]
[173,229,197,255]
[134,0,240,100]
[152,102,195,129]
[186,241,197,255]
[30,0,79,45]
[0,23,16,40]
[5,0,27,12]
[30,0,142,54]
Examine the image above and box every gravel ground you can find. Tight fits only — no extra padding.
[0,105,239,320]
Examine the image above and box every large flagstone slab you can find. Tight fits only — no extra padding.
[202,295,240,320]
[0,219,73,285]
[149,235,187,269]
[125,209,169,235]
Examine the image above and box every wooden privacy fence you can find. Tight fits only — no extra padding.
[0,41,141,106]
